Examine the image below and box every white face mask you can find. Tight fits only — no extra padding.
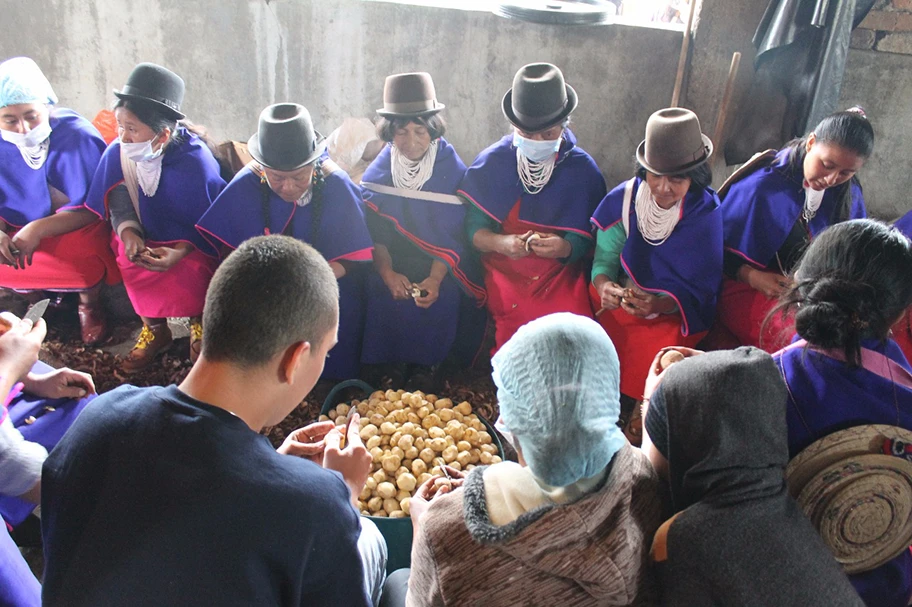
[513,132,561,163]
[121,138,164,164]
[1,121,52,148]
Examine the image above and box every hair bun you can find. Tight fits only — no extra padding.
[795,277,876,348]
[845,105,867,119]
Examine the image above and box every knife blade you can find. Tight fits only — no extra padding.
[23,298,50,325]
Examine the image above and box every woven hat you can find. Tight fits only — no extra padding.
[786,424,912,574]
[636,108,712,176]
[114,63,185,120]
[502,63,577,133]
[377,72,445,118]
[247,103,326,172]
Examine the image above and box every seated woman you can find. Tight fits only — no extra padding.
[403,313,663,606]
[0,311,96,532]
[458,63,605,352]
[0,57,118,345]
[590,108,722,407]
[892,210,912,364]
[718,108,872,352]
[771,219,912,606]
[642,348,863,606]
[360,72,485,389]
[84,64,225,371]
[197,103,373,380]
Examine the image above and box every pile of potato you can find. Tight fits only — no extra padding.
[319,389,502,518]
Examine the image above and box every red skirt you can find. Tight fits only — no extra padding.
[589,283,703,398]
[0,220,120,291]
[483,203,592,353]
[115,235,217,318]
[894,310,912,365]
[716,278,794,353]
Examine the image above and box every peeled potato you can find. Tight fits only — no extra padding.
[419,448,436,463]
[456,401,472,416]
[396,473,417,492]
[377,482,397,499]
[368,496,383,512]
[381,454,401,473]
[412,459,428,476]
[389,510,408,519]
[442,445,458,463]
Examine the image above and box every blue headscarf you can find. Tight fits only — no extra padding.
[0,57,57,108]
[492,312,627,487]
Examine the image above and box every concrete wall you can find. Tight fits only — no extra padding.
[0,0,680,191]
[2,0,908,219]
[683,0,912,220]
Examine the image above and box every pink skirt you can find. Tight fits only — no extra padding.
[115,235,217,318]
[0,221,120,291]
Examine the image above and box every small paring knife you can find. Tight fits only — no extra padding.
[23,298,50,325]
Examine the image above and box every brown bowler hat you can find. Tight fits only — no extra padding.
[502,63,577,133]
[247,103,325,172]
[377,72,445,118]
[636,108,713,175]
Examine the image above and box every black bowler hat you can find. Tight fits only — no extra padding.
[502,63,578,133]
[114,63,185,120]
[247,103,326,172]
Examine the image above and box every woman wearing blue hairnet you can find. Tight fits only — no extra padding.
[381,312,665,606]
[0,57,118,344]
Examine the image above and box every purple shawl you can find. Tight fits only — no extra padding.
[361,138,485,302]
[896,210,912,239]
[591,177,723,335]
[457,129,605,238]
[775,337,912,459]
[0,108,106,228]
[84,128,224,254]
[722,149,866,268]
[196,162,373,263]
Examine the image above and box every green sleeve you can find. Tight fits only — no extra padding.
[464,204,500,241]
[562,231,594,265]
[591,223,627,282]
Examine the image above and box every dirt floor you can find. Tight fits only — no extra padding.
[22,289,501,447]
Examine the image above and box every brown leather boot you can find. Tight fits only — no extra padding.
[122,323,173,373]
[77,302,109,345]
[189,319,202,363]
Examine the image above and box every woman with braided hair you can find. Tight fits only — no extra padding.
[84,63,225,371]
[197,103,373,380]
[772,219,912,606]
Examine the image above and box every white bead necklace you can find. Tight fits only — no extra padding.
[803,186,824,222]
[635,181,682,246]
[18,140,49,170]
[515,151,557,195]
[391,139,437,190]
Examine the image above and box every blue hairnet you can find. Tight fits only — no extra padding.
[0,57,57,108]
[492,312,627,487]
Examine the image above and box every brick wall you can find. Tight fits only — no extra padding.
[854,0,912,54]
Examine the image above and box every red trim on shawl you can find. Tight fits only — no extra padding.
[364,200,487,303]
